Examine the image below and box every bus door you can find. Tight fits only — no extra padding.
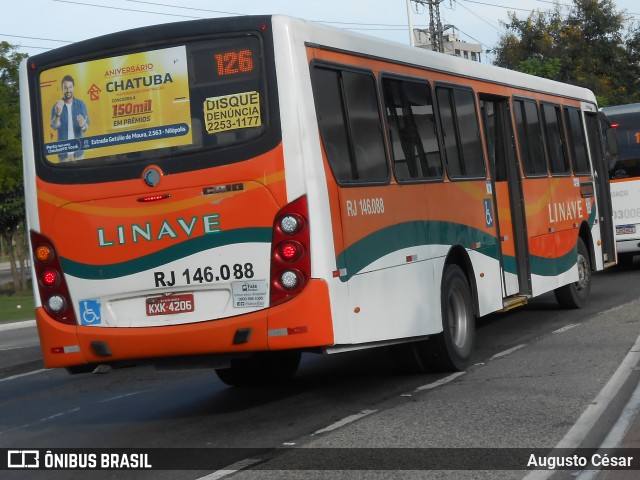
[480,95,530,297]
[586,111,616,265]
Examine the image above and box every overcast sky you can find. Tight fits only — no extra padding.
[3,0,640,63]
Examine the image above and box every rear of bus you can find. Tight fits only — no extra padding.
[602,104,640,263]
[20,16,333,377]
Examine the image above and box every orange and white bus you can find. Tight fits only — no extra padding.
[20,15,615,384]
[601,103,640,264]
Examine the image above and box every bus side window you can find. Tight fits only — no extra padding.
[563,107,590,175]
[542,103,571,175]
[436,86,485,179]
[311,65,388,184]
[381,76,442,182]
[514,99,548,177]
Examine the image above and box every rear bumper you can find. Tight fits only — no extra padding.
[36,279,334,368]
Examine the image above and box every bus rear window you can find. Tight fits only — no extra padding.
[38,35,266,166]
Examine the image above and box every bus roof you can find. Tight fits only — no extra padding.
[273,15,597,104]
[601,103,640,115]
[27,13,596,105]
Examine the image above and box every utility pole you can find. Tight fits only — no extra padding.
[407,0,445,52]
[406,0,416,46]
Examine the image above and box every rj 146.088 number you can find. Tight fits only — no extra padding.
[153,263,254,288]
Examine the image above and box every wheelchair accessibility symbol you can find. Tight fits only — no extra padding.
[483,199,494,228]
[80,299,101,325]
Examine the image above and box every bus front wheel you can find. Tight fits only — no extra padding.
[554,238,591,309]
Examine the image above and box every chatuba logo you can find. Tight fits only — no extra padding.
[87,83,102,101]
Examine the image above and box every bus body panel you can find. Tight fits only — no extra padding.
[21,15,613,374]
[520,176,593,296]
[34,147,286,327]
[302,23,601,326]
[272,17,351,344]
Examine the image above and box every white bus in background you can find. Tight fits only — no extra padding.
[602,103,640,263]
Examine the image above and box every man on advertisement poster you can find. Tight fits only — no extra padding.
[50,75,89,160]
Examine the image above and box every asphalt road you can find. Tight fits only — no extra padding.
[1,261,640,480]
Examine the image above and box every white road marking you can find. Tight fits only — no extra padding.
[576,378,640,480]
[97,391,146,403]
[553,323,580,334]
[196,458,262,480]
[0,343,39,351]
[489,344,526,360]
[0,407,80,435]
[0,369,46,383]
[312,409,377,435]
[414,371,465,392]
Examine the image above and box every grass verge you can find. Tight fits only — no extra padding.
[0,288,35,323]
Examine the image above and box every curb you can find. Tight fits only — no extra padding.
[0,320,36,331]
[523,333,640,480]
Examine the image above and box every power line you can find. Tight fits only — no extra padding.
[8,44,53,51]
[451,1,502,33]
[457,0,543,13]
[52,0,203,19]
[462,0,640,17]
[0,33,72,44]
[18,0,639,55]
[129,0,411,29]
[125,0,244,16]
[36,0,414,50]
[61,0,409,28]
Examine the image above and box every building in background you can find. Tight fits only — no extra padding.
[413,28,483,62]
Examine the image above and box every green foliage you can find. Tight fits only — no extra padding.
[0,41,27,244]
[0,185,24,237]
[0,289,35,323]
[493,0,640,106]
[0,42,29,293]
[0,42,27,194]
[517,56,562,79]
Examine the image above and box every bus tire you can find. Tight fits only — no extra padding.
[421,264,476,372]
[215,351,301,386]
[617,253,635,266]
[554,238,591,309]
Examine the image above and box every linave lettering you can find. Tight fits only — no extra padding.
[97,214,221,247]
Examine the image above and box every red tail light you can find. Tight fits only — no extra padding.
[270,196,310,306]
[30,231,77,325]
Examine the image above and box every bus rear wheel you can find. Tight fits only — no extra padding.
[392,264,475,373]
[554,238,591,309]
[423,264,476,371]
[215,351,301,386]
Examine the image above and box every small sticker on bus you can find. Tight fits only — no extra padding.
[232,280,267,308]
[204,91,261,134]
[80,299,102,326]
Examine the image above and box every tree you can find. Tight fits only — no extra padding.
[0,42,29,293]
[493,0,640,106]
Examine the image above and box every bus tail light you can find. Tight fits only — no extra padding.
[270,196,310,306]
[30,231,77,325]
